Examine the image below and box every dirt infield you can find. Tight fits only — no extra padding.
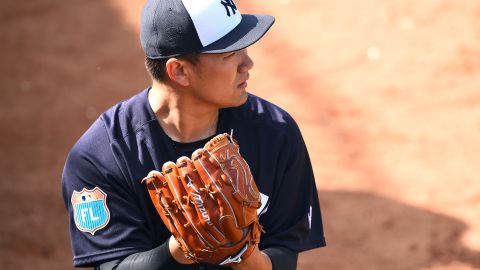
[1,0,479,269]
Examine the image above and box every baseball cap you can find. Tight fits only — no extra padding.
[140,0,275,59]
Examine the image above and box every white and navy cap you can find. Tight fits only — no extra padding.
[140,0,275,59]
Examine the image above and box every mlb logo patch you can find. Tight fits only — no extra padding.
[71,187,110,235]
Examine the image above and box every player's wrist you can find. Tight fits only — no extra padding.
[168,236,195,265]
[231,245,272,270]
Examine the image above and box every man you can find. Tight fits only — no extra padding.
[61,0,326,269]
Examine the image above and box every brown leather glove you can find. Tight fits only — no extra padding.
[143,133,262,266]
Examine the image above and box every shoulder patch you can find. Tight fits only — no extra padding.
[71,187,110,235]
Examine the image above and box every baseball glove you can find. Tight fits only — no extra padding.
[142,133,262,265]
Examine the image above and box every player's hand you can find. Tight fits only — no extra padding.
[168,236,194,265]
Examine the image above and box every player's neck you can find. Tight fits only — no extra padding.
[148,83,219,143]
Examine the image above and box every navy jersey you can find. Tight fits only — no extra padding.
[61,88,326,267]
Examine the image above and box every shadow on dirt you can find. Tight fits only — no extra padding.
[299,190,480,270]
[247,5,479,270]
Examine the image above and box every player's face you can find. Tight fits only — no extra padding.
[187,49,254,108]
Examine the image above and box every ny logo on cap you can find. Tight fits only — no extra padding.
[220,0,237,17]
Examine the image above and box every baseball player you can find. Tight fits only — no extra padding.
[61,0,326,269]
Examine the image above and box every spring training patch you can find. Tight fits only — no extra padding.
[71,187,110,235]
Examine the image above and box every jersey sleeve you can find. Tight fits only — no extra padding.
[61,119,155,267]
[258,115,326,252]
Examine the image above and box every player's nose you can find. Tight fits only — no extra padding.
[238,49,254,73]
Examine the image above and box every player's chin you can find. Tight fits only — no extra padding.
[222,91,248,108]
[234,90,249,106]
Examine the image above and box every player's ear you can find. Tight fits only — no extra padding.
[165,58,190,87]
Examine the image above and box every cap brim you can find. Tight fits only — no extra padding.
[200,14,275,54]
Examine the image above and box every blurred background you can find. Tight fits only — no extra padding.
[1,0,479,269]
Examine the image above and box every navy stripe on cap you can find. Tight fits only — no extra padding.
[141,0,202,59]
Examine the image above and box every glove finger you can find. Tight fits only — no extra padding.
[143,170,199,256]
[163,161,220,249]
[192,149,243,243]
[177,156,226,244]
[144,170,173,227]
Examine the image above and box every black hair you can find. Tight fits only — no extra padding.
[144,52,200,82]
